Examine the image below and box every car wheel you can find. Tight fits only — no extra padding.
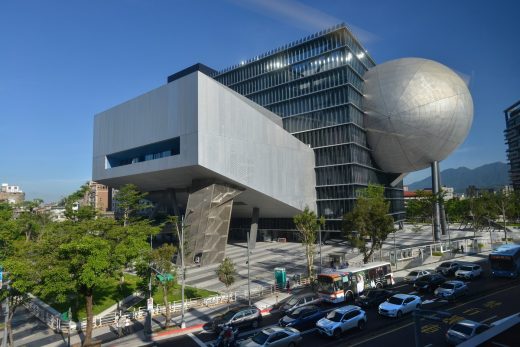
[345,292,354,303]
[333,328,342,339]
[288,343,296,347]
[396,310,402,318]
[251,319,259,329]
[358,320,366,330]
[376,282,383,289]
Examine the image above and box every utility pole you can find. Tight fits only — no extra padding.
[67,307,71,347]
[180,214,186,329]
[247,232,251,307]
[145,234,153,336]
[318,225,322,274]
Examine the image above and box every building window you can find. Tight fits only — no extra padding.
[105,137,180,169]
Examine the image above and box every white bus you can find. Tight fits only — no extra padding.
[317,262,394,304]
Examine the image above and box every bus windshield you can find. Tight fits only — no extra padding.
[317,276,341,293]
[491,257,514,270]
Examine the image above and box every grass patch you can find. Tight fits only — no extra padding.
[48,274,217,321]
[51,274,140,321]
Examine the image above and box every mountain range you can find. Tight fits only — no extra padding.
[407,162,510,193]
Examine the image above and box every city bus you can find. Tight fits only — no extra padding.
[489,244,520,278]
[317,262,394,304]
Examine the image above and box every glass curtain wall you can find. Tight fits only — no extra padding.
[213,24,405,230]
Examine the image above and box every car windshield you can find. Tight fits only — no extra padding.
[317,277,341,294]
[440,283,455,289]
[459,266,473,271]
[222,311,237,321]
[418,275,431,281]
[408,271,418,276]
[286,297,299,305]
[451,323,474,336]
[439,262,451,268]
[288,307,306,318]
[252,332,270,344]
[387,297,404,305]
[326,311,343,322]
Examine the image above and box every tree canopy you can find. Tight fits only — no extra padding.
[293,207,324,278]
[343,185,394,264]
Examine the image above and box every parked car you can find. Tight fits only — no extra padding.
[404,270,431,283]
[455,263,482,280]
[434,280,468,301]
[316,305,367,338]
[445,320,490,345]
[279,305,326,330]
[378,294,421,318]
[355,289,396,308]
[277,293,321,314]
[238,326,302,347]
[212,306,262,332]
[413,273,446,292]
[436,261,460,276]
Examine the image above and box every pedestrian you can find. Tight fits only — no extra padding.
[286,279,291,294]
[115,315,123,337]
[460,245,464,253]
[124,316,132,335]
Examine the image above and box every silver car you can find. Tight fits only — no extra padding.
[316,305,367,339]
[238,326,302,347]
[446,319,490,345]
[404,270,431,283]
[434,280,468,301]
[455,264,482,280]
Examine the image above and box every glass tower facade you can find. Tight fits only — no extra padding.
[505,100,520,191]
[212,24,405,231]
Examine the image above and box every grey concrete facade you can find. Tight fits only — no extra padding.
[92,71,316,219]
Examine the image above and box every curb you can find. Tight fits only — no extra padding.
[151,306,277,341]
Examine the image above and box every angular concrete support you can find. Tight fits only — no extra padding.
[184,183,243,266]
[249,207,259,250]
[437,166,448,236]
[431,161,441,241]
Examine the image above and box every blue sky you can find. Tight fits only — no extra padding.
[1,0,519,202]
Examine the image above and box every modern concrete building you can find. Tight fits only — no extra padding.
[93,68,315,265]
[93,24,473,264]
[504,100,520,191]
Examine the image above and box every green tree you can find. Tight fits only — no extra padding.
[293,207,325,278]
[216,257,236,305]
[150,244,177,327]
[343,185,395,264]
[114,184,151,226]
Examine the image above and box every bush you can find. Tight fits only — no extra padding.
[478,243,484,250]
[432,251,443,257]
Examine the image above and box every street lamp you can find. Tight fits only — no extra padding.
[145,233,153,336]
[179,209,193,329]
[247,232,251,307]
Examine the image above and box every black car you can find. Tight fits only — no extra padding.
[414,273,446,292]
[278,305,326,330]
[211,306,262,332]
[355,289,396,308]
[436,261,460,276]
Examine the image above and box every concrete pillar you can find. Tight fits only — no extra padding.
[249,207,259,250]
[431,161,441,241]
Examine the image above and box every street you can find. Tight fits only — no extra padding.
[156,260,520,346]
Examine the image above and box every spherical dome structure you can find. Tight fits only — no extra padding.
[362,58,473,173]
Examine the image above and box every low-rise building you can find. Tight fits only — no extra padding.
[0,183,25,204]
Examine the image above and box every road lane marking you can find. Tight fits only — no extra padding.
[483,300,502,309]
[463,308,482,316]
[421,324,440,333]
[443,315,464,325]
[188,332,207,347]
[480,315,498,323]
[348,282,520,346]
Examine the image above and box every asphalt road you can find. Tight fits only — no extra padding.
[157,260,520,347]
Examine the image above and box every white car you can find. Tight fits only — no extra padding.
[378,294,421,318]
[455,264,482,279]
[238,326,302,347]
[434,280,468,300]
[404,270,431,283]
[316,305,367,339]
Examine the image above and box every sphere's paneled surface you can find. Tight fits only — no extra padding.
[363,58,473,173]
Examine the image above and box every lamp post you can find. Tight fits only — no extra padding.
[145,233,153,336]
[393,229,398,271]
[318,225,322,274]
[247,232,251,307]
[179,209,193,329]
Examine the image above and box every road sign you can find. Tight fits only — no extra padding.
[147,298,154,311]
